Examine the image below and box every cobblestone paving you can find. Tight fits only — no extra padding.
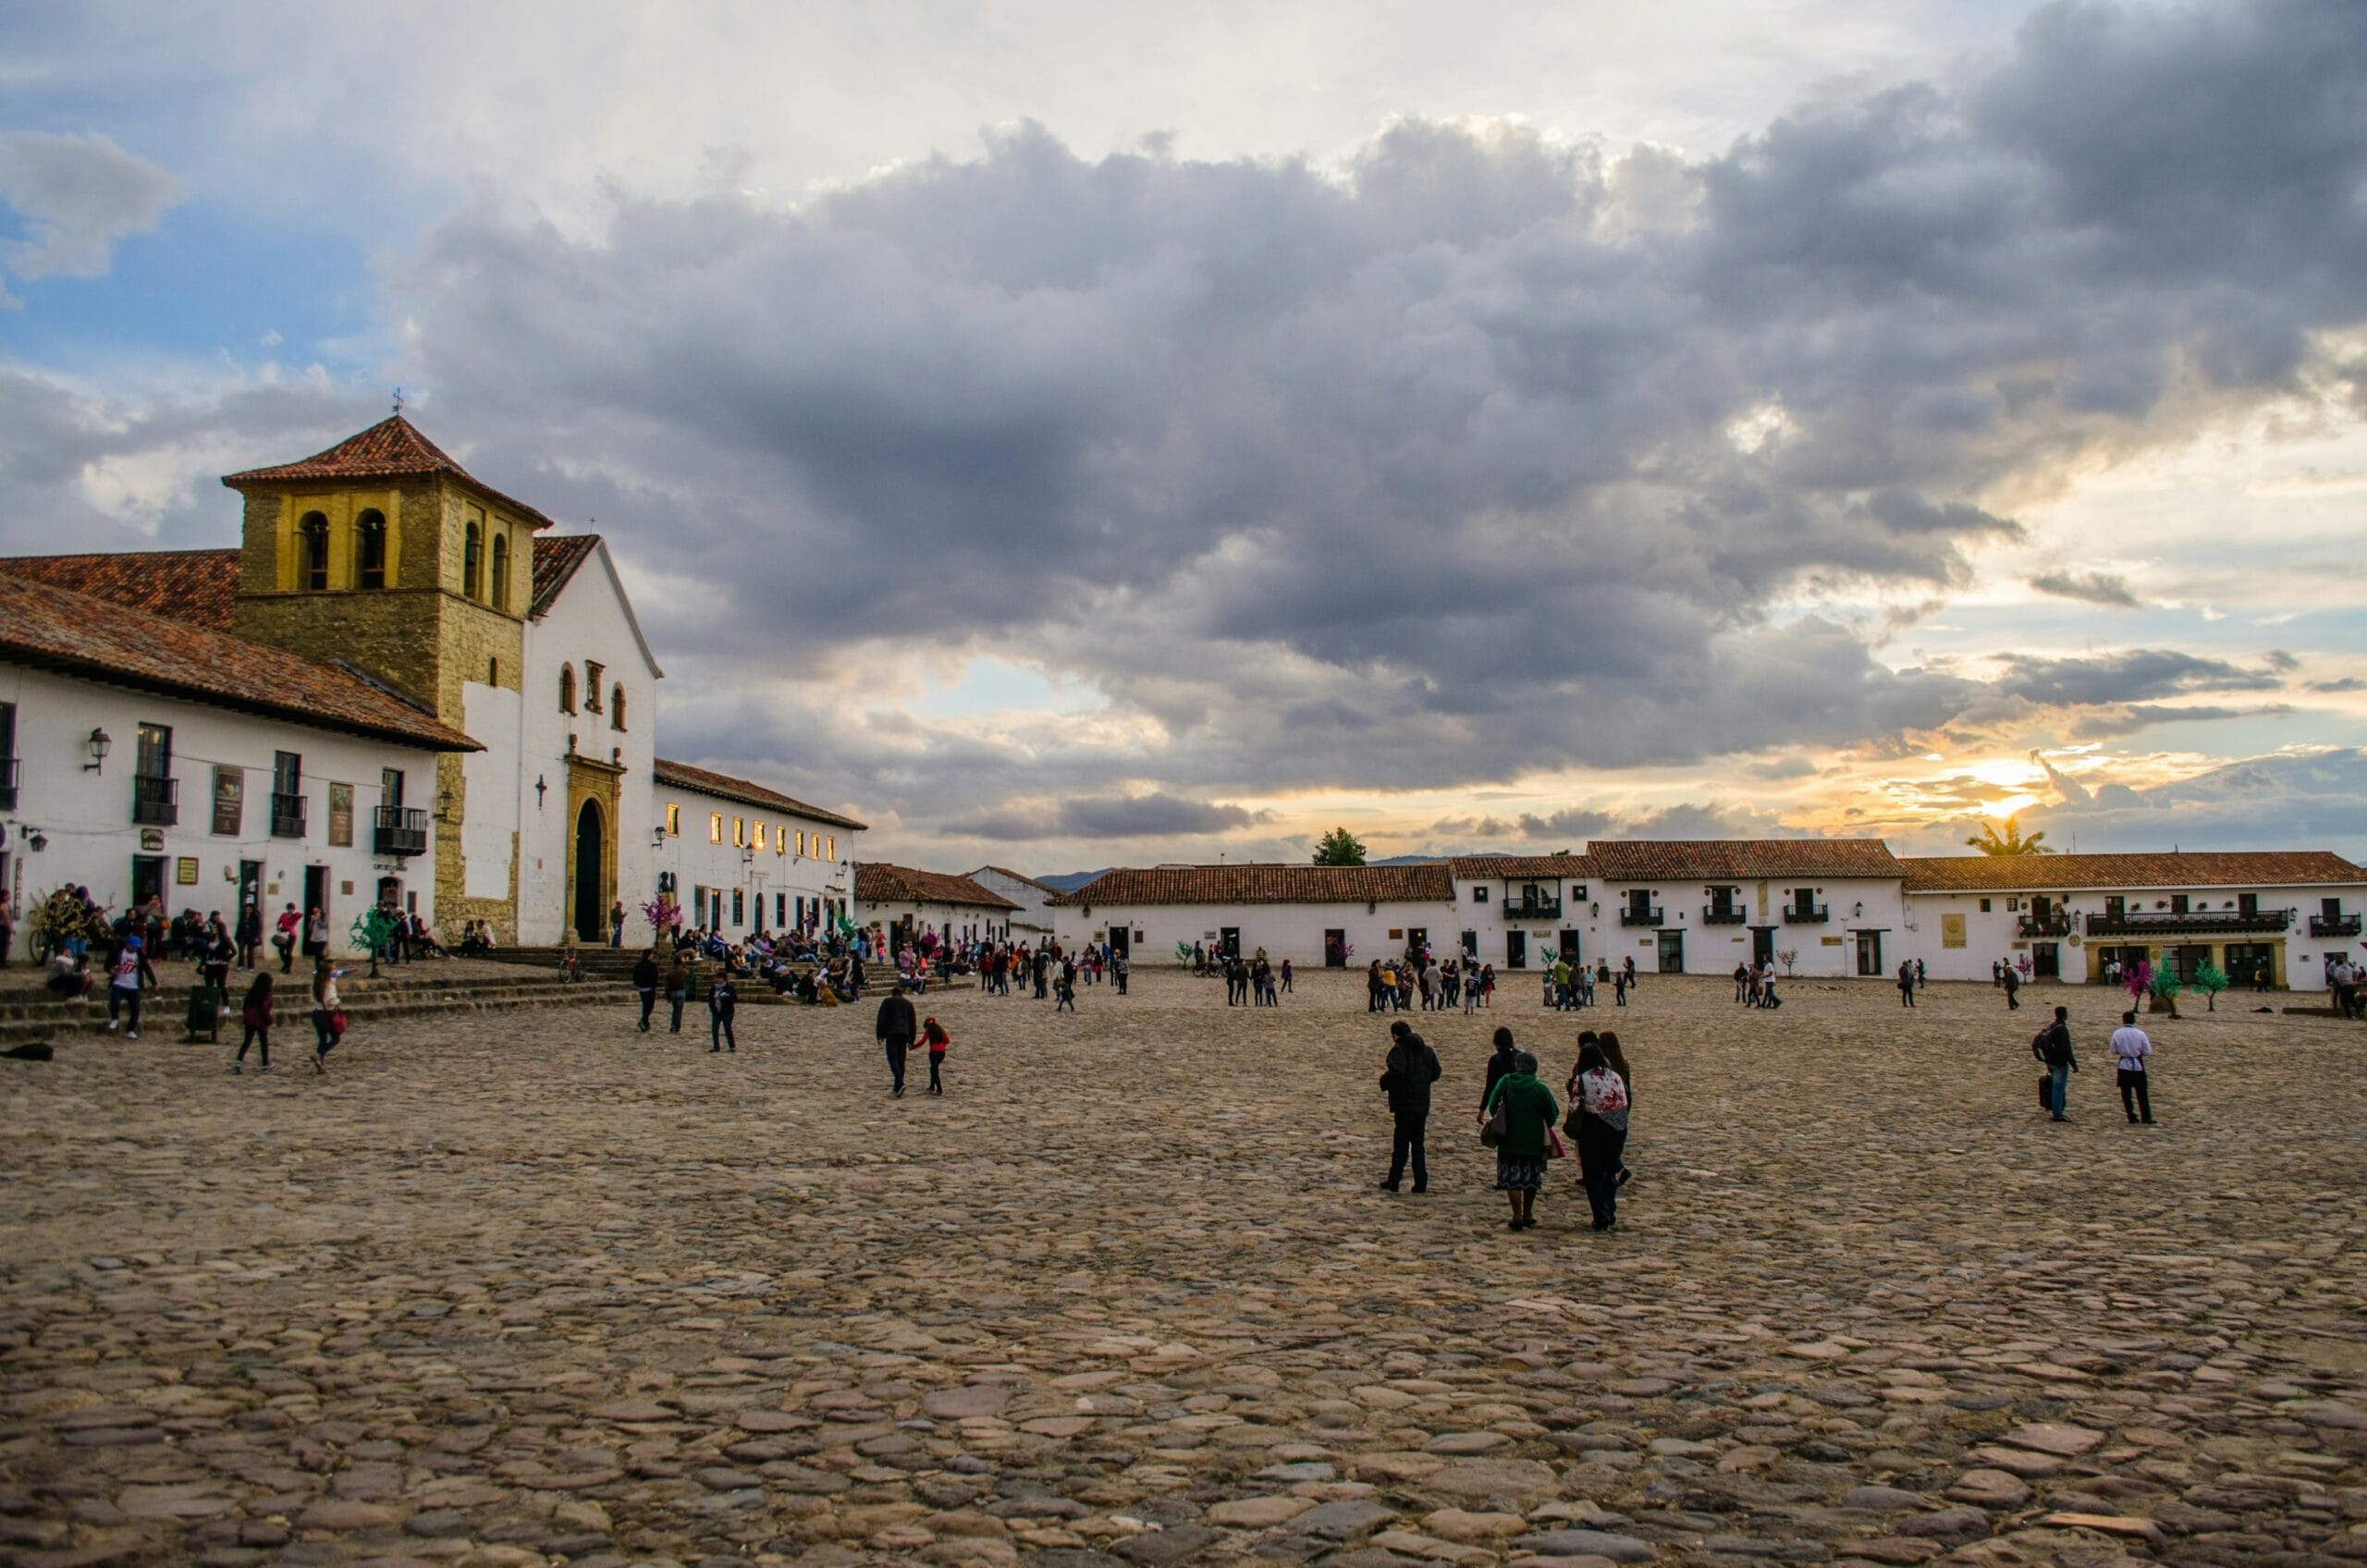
[3,970,2362,1568]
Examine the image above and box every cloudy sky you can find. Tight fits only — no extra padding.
[5,0,2365,874]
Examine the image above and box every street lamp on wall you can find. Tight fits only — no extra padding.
[651,825,668,849]
[83,727,111,773]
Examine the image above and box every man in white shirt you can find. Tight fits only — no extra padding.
[2109,1010,2154,1125]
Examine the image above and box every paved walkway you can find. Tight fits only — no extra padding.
[0,970,2361,1568]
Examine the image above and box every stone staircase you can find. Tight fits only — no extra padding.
[0,963,635,1049]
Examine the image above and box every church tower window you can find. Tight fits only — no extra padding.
[356,509,387,589]
[610,684,627,730]
[490,533,510,609]
[558,665,576,714]
[300,512,330,591]
[464,521,483,599]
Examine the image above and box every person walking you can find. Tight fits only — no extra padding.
[309,957,342,1073]
[1915,958,1927,991]
[1595,1030,1636,1187]
[707,971,738,1053]
[2003,962,2023,1011]
[1463,953,1481,1014]
[302,905,329,962]
[1054,970,1077,1011]
[632,948,659,1031]
[1569,1040,1631,1231]
[876,986,917,1096]
[2032,1003,2077,1121]
[1896,959,1917,1008]
[1482,1050,1558,1231]
[1734,962,1751,1005]
[1613,965,1628,1007]
[2110,1011,2154,1124]
[236,899,263,971]
[609,900,626,949]
[1378,1020,1441,1193]
[1481,1025,1521,1114]
[1114,950,1130,995]
[663,953,690,1033]
[234,972,274,1072]
[922,1016,950,1094]
[104,935,143,1038]
[1280,957,1293,995]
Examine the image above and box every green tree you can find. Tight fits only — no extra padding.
[1311,827,1368,866]
[2191,959,2228,1011]
[1967,815,2052,856]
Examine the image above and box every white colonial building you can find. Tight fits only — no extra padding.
[0,570,475,949]
[1049,864,1457,967]
[968,865,1061,945]
[1900,851,2366,990]
[853,864,1022,952]
[0,414,867,956]
[654,760,860,940]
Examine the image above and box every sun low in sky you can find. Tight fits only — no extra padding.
[3,0,2363,874]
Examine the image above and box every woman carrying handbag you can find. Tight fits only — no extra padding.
[1568,1042,1630,1231]
[1481,1050,1558,1232]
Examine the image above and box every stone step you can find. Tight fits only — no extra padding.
[0,981,636,1046]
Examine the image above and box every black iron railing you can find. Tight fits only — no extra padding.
[1702,906,1748,925]
[1618,906,1663,927]
[1782,904,1829,925]
[2017,913,2073,937]
[270,790,307,839]
[132,772,178,827]
[2086,909,2292,937]
[2310,913,2361,937]
[374,806,428,857]
[1502,900,1563,922]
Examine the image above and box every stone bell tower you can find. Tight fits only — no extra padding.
[222,414,551,937]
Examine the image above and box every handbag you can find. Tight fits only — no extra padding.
[329,1008,349,1039]
[1545,1127,1567,1160]
[2037,1073,2050,1109]
[1480,1102,1507,1147]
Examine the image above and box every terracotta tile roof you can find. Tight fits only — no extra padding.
[531,533,602,619]
[1449,854,1603,880]
[1049,863,1456,907]
[221,415,559,531]
[1902,851,2367,893]
[1586,839,1906,882]
[653,758,868,832]
[0,569,478,752]
[973,865,1061,896]
[856,864,1022,911]
[0,548,239,631]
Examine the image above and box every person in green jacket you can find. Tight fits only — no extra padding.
[1483,1050,1559,1231]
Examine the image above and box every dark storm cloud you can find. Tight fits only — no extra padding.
[7,0,2362,843]
[2028,569,2140,607]
[1993,650,2282,706]
[938,792,1269,842]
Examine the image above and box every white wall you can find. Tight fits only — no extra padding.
[654,786,853,942]
[0,664,443,955]
[520,550,662,944]
[1907,884,2362,991]
[1053,900,1454,966]
[969,867,1057,937]
[460,680,521,902]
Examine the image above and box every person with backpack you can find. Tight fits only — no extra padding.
[922,1016,950,1095]
[1568,1040,1631,1231]
[1896,959,1917,1008]
[707,972,738,1053]
[2003,963,2023,1011]
[234,972,275,1072]
[2032,1004,2077,1121]
[2110,1011,2154,1124]
[1378,1020,1441,1194]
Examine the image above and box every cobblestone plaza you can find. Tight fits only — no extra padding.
[2,971,2362,1568]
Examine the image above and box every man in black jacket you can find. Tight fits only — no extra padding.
[2031,1004,2077,1121]
[877,987,917,1097]
[1379,1021,1442,1194]
[631,949,659,1033]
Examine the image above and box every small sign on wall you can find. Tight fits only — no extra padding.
[139,828,165,851]
[1940,913,1967,949]
[1821,935,1843,946]
[176,857,199,886]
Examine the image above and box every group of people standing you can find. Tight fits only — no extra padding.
[1733,961,1784,1010]
[1367,955,1494,1012]
[1378,1021,1636,1233]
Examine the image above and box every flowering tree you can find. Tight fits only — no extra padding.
[349,907,399,978]
[1776,947,1798,977]
[1325,935,1355,966]
[2148,965,2184,1016]
[1174,940,1196,964]
[2016,953,2035,980]
[2121,960,2154,1004]
[641,896,682,934]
